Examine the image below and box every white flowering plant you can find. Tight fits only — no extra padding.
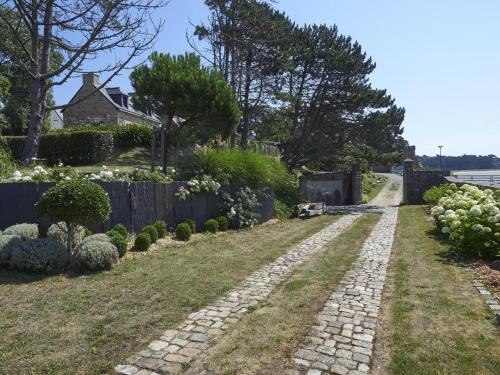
[430,184,500,259]
[220,186,260,229]
[175,175,221,201]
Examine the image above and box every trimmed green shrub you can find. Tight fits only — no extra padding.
[0,235,17,266]
[175,223,192,241]
[9,237,69,273]
[111,223,129,239]
[154,220,168,238]
[72,240,119,272]
[185,219,196,234]
[134,232,151,251]
[215,216,229,231]
[203,219,218,234]
[1,131,113,164]
[82,233,111,243]
[37,179,111,254]
[142,225,158,243]
[3,223,38,240]
[47,223,86,248]
[106,229,128,257]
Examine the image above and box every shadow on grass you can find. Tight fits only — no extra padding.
[425,227,476,270]
[0,268,61,285]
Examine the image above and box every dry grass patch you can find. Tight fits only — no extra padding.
[0,215,337,375]
[372,206,500,375]
[203,213,381,375]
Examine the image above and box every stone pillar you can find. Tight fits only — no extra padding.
[351,164,362,205]
[403,159,414,205]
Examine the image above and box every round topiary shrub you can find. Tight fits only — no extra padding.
[203,219,218,234]
[0,235,17,266]
[72,240,119,272]
[106,229,128,257]
[111,223,129,238]
[37,179,111,256]
[82,233,111,244]
[185,219,196,234]
[142,225,158,243]
[215,216,229,231]
[175,223,192,242]
[134,232,151,251]
[9,237,69,273]
[47,222,86,248]
[154,220,168,238]
[3,223,39,239]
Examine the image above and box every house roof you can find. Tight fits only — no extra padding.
[99,87,161,124]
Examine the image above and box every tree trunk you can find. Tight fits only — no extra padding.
[21,79,45,164]
[66,223,75,261]
[240,51,253,148]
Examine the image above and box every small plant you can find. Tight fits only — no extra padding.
[184,219,196,233]
[142,225,159,243]
[9,237,69,273]
[154,220,168,238]
[175,223,192,241]
[71,240,119,272]
[203,219,218,234]
[134,232,151,251]
[111,223,129,239]
[84,228,92,237]
[37,179,111,257]
[47,222,86,248]
[106,229,128,257]
[82,233,111,243]
[423,183,458,205]
[215,216,229,231]
[3,223,39,240]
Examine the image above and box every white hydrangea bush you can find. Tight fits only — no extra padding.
[430,184,500,259]
[175,175,221,201]
[220,186,259,229]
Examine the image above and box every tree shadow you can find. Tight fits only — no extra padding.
[0,268,65,285]
[425,227,472,269]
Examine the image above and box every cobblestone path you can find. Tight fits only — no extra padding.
[114,213,363,375]
[292,206,398,375]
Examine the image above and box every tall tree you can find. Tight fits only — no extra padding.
[130,52,241,171]
[191,0,292,147]
[0,0,165,163]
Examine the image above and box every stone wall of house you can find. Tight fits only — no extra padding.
[117,110,160,127]
[64,74,119,126]
[403,160,451,204]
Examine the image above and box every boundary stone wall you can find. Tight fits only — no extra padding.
[403,160,450,204]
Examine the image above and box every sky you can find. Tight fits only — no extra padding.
[53,0,500,157]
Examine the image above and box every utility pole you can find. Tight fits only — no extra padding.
[438,145,443,171]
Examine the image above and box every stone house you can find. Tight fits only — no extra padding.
[63,73,161,127]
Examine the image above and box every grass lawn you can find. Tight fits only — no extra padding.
[0,215,337,375]
[203,213,381,375]
[372,206,500,375]
[75,147,153,173]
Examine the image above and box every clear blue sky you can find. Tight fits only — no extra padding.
[53,0,500,157]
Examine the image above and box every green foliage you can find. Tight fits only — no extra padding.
[131,52,241,139]
[153,220,168,238]
[1,131,114,165]
[52,124,152,148]
[184,219,196,234]
[175,223,192,242]
[72,240,119,272]
[8,237,69,273]
[275,197,297,220]
[3,223,38,239]
[424,183,458,205]
[0,235,17,266]
[106,229,128,258]
[111,223,129,239]
[134,232,151,251]
[0,144,16,177]
[128,168,173,183]
[84,228,92,237]
[38,180,111,227]
[141,225,158,243]
[203,219,218,234]
[47,223,86,248]
[215,216,229,231]
[82,234,111,244]
[181,148,289,189]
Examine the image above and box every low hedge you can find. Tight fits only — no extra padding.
[1,131,113,165]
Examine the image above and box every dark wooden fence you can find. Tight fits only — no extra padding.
[0,182,275,234]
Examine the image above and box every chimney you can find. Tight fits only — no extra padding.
[83,73,99,87]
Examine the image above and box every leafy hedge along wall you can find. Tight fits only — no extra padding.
[0,131,114,165]
[0,181,275,234]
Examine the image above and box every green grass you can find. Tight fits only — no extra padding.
[374,206,500,375]
[74,147,153,173]
[0,215,337,375]
[363,173,388,202]
[205,213,381,374]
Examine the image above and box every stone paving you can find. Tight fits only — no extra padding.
[114,213,364,375]
[292,206,398,375]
